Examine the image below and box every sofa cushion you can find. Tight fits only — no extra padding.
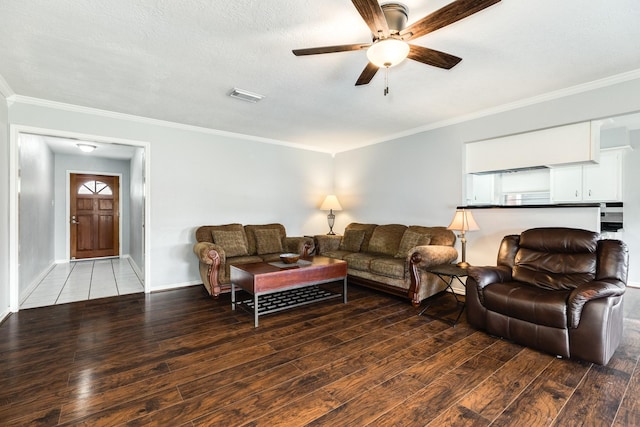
[407,226,456,246]
[339,229,366,252]
[323,250,354,260]
[211,230,249,257]
[343,252,379,272]
[254,229,284,255]
[395,230,432,258]
[196,223,245,244]
[370,257,406,279]
[344,223,378,252]
[367,224,407,256]
[245,224,287,255]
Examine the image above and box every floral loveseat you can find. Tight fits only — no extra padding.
[315,223,458,305]
[193,223,314,297]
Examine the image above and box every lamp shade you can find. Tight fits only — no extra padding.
[366,38,410,68]
[447,209,479,232]
[320,195,342,211]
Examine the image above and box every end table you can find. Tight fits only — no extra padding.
[418,263,469,326]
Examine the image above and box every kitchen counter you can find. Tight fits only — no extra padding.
[458,205,601,272]
[460,203,600,209]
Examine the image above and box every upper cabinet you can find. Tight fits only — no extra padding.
[551,148,625,203]
[466,121,600,174]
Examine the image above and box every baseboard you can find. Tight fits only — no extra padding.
[122,255,144,282]
[150,280,201,293]
[20,261,57,305]
[0,307,12,325]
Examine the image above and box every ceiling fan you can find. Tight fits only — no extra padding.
[293,0,501,89]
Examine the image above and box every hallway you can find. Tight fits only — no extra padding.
[20,258,144,309]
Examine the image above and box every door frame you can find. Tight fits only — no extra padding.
[9,124,152,312]
[67,171,123,261]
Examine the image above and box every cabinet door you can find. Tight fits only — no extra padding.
[551,166,582,202]
[468,174,495,204]
[583,150,621,201]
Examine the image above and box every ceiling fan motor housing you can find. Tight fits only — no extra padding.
[381,3,408,35]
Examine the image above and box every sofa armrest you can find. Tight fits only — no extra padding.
[284,236,314,257]
[314,235,342,255]
[193,242,224,297]
[407,245,458,306]
[193,242,225,264]
[409,245,458,268]
[567,279,626,328]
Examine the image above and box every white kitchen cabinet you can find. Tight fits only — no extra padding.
[466,173,498,205]
[551,149,624,203]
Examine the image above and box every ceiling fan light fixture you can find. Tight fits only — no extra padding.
[366,38,409,68]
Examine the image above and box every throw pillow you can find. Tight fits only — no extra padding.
[254,229,284,255]
[395,230,432,258]
[211,230,249,257]
[339,229,366,252]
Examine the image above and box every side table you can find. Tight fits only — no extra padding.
[418,263,469,326]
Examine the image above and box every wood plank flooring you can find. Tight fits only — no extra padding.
[1,283,639,426]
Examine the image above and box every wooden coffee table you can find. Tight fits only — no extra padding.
[230,256,348,327]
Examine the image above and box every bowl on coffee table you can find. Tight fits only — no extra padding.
[279,253,300,264]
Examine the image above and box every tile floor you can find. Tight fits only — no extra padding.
[20,258,144,309]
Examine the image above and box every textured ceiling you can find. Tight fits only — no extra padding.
[1,0,640,153]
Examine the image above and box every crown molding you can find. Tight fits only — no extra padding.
[9,68,640,156]
[10,95,333,154]
[339,68,640,153]
[0,73,15,99]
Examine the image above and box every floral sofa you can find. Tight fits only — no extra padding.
[314,223,458,305]
[193,223,314,297]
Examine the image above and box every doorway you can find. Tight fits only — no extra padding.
[9,126,151,312]
[70,173,120,260]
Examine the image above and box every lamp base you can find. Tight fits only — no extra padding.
[456,261,470,269]
[327,231,336,235]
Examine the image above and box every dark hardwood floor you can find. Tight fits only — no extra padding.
[1,282,639,426]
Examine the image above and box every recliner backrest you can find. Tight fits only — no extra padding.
[511,228,599,291]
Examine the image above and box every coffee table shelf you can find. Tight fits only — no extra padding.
[235,285,342,316]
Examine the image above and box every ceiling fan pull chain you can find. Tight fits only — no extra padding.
[384,66,389,96]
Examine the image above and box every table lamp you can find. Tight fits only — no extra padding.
[320,195,342,235]
[447,209,479,268]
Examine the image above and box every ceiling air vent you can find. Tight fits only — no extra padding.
[228,88,264,103]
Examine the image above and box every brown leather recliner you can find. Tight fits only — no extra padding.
[466,227,628,365]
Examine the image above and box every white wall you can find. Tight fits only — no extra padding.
[129,147,145,276]
[18,134,55,299]
[334,76,640,285]
[0,97,9,318]
[8,102,334,291]
[53,152,131,261]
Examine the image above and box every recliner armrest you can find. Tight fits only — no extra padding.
[567,279,626,328]
[467,266,512,290]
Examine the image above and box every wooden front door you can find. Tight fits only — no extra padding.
[70,174,120,259]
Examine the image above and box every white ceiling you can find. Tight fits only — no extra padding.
[1,0,640,153]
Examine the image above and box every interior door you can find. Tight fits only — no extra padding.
[70,174,120,259]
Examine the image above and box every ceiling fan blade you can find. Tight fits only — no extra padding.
[355,62,379,86]
[400,0,501,41]
[351,0,390,38]
[292,43,370,56]
[407,45,462,69]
